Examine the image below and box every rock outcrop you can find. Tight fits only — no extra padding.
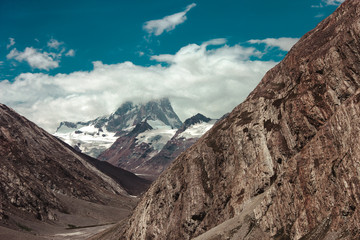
[111,1,360,239]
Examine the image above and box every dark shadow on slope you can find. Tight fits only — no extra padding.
[57,138,152,196]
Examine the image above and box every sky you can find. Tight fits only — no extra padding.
[0,0,344,132]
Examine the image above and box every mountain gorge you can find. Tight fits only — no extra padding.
[0,103,149,239]
[95,1,360,239]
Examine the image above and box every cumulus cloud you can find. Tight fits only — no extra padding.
[248,37,299,51]
[6,38,15,49]
[143,3,196,36]
[47,39,63,49]
[6,47,59,70]
[0,40,277,132]
[65,49,75,57]
[6,39,74,70]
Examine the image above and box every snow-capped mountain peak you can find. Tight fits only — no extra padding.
[54,98,182,157]
[98,112,217,179]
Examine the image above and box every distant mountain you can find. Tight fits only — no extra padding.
[0,103,149,238]
[54,98,182,157]
[98,113,215,180]
[55,99,215,180]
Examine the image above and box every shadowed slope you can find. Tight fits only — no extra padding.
[0,103,144,238]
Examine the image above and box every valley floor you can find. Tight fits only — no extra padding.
[0,223,115,240]
[0,192,138,240]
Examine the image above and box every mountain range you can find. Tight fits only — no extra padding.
[55,98,216,179]
[54,98,182,158]
[98,113,215,180]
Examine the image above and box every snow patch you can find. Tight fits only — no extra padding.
[147,119,170,129]
[177,121,215,139]
[136,128,177,151]
[54,124,118,157]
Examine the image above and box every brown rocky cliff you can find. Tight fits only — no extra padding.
[113,0,360,239]
[0,103,142,226]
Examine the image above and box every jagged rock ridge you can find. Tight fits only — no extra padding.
[107,1,360,239]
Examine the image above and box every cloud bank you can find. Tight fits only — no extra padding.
[0,40,276,132]
[143,3,196,36]
[248,37,299,51]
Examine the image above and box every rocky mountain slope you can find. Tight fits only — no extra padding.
[99,1,360,239]
[131,114,216,178]
[0,103,149,239]
[98,113,215,180]
[54,98,182,157]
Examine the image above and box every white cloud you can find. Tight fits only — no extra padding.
[47,39,63,49]
[311,4,323,8]
[6,38,15,49]
[65,49,75,57]
[324,0,344,6]
[6,47,59,70]
[315,13,325,18]
[312,0,344,8]
[248,37,299,51]
[0,39,277,133]
[143,3,196,36]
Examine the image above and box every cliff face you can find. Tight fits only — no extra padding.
[115,1,360,239]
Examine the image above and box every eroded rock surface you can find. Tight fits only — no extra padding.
[113,1,360,239]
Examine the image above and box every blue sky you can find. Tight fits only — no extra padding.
[0,0,344,131]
